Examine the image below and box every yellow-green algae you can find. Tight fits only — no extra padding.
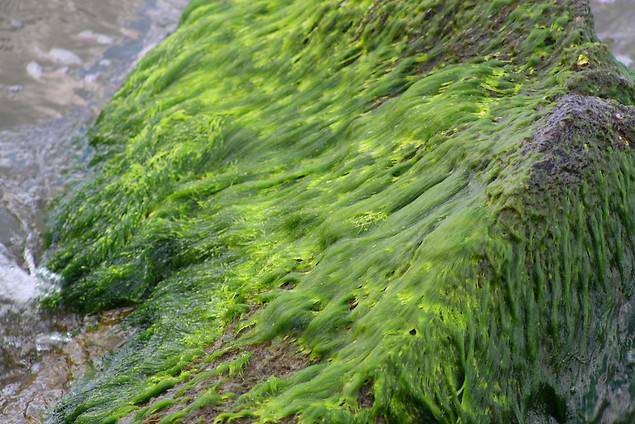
[45,0,635,423]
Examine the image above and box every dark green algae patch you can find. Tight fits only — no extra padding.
[44,0,635,423]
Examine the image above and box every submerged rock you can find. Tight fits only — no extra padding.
[45,0,635,422]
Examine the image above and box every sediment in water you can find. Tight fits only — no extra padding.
[45,0,635,422]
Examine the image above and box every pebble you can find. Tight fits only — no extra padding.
[77,30,114,46]
[6,85,22,94]
[26,61,42,80]
[9,19,23,30]
[47,48,82,66]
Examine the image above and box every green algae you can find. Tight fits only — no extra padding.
[131,377,181,405]
[45,0,635,423]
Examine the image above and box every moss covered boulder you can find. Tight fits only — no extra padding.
[45,0,635,422]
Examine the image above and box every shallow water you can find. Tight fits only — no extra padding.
[0,0,186,421]
[591,0,635,69]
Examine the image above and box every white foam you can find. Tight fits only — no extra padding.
[0,240,59,305]
[35,332,71,352]
[0,252,37,304]
[616,54,634,67]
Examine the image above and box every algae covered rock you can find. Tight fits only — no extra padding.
[45,0,635,422]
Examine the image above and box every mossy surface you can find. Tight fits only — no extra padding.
[45,0,635,423]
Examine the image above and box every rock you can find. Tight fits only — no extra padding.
[47,49,81,66]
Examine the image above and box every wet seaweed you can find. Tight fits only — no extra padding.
[45,0,635,423]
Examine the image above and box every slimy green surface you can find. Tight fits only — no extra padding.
[46,0,635,422]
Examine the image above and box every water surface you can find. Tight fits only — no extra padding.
[591,0,635,69]
[0,0,186,420]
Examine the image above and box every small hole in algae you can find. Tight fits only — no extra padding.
[409,328,417,336]
[280,277,299,290]
[359,380,374,408]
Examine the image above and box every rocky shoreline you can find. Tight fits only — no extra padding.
[0,1,186,422]
[42,0,635,423]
